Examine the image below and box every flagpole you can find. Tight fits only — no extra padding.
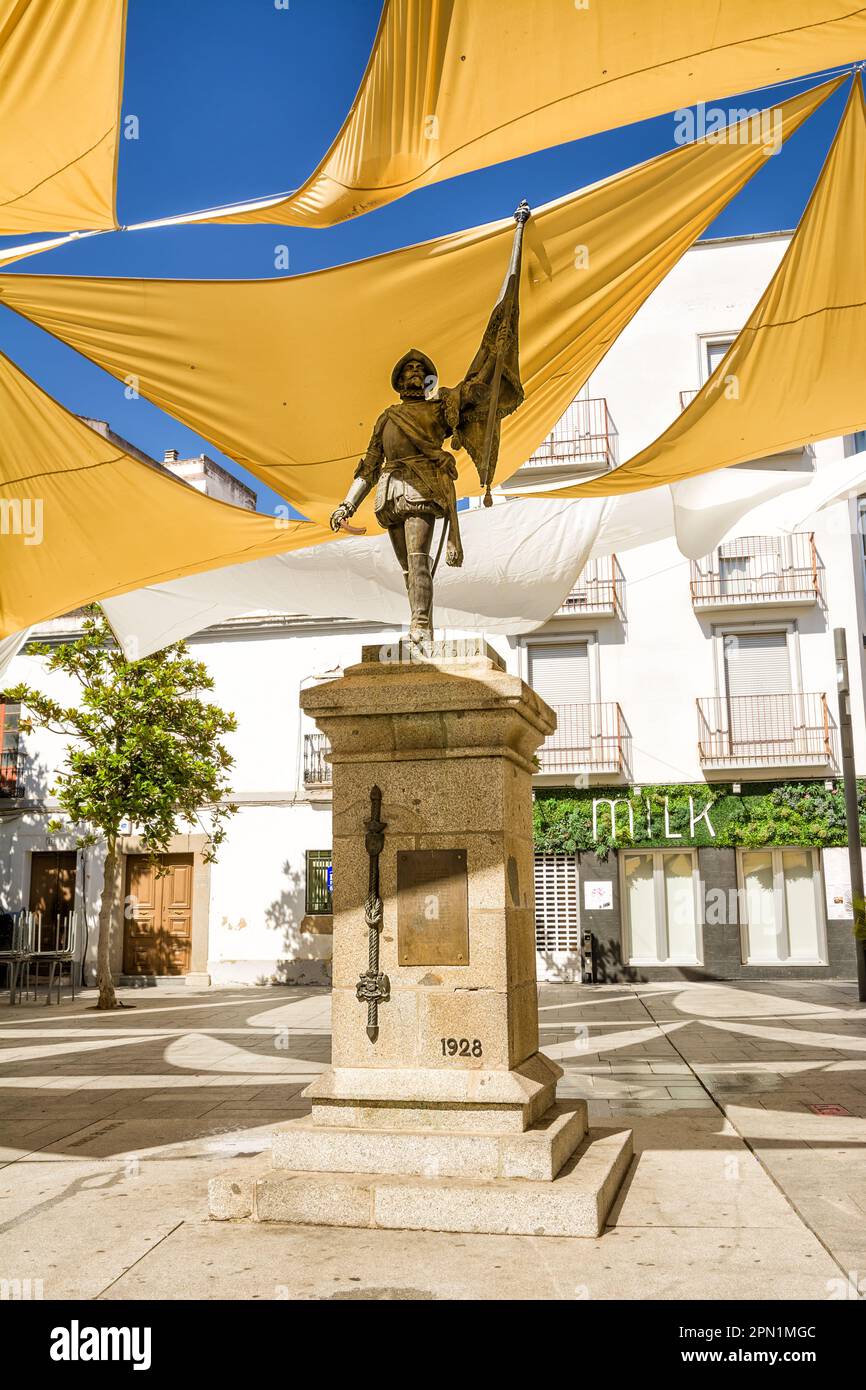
[479,199,531,507]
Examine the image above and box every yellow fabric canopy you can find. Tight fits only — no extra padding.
[0,351,330,637]
[0,0,126,234]
[546,76,866,498]
[202,0,866,227]
[0,80,838,533]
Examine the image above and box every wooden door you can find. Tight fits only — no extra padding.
[123,854,194,975]
[28,851,77,950]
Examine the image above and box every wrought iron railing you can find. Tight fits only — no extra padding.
[537,702,630,776]
[303,732,332,787]
[0,750,21,798]
[696,692,836,767]
[690,533,823,607]
[557,555,626,618]
[520,398,619,471]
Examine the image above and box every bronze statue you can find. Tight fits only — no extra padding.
[330,201,531,644]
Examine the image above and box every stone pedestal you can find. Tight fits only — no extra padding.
[209,639,631,1236]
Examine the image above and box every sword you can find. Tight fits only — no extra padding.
[355,784,390,1041]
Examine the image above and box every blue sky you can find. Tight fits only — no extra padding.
[0,0,856,517]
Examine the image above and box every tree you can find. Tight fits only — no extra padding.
[2,608,237,1009]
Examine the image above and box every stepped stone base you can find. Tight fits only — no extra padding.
[272,1100,587,1182]
[209,1126,633,1238]
[304,1054,561,1133]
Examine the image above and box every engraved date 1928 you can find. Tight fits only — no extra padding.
[440,1037,483,1057]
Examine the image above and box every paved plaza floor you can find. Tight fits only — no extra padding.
[0,980,864,1301]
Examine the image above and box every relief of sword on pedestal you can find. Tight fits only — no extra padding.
[355,784,390,1041]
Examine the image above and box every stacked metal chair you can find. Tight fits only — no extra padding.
[0,910,36,1004]
[31,911,80,1005]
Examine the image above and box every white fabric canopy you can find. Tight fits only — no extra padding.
[96,458,843,659]
[10,458,857,667]
[728,448,866,533]
[0,629,30,679]
[101,498,608,657]
[574,461,814,558]
[589,453,866,560]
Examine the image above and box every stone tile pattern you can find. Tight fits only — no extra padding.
[1,979,864,1298]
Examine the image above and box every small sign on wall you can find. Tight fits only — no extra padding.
[584,880,613,911]
[826,882,852,920]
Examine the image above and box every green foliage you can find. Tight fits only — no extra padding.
[533,780,866,859]
[1,607,238,862]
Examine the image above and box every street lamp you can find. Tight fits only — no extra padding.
[834,627,866,1000]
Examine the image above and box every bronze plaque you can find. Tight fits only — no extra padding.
[397,849,469,966]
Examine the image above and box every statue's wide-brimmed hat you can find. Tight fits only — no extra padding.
[391,347,438,392]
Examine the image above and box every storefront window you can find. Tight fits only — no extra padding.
[665,852,699,958]
[739,847,824,964]
[624,853,656,959]
[623,849,700,964]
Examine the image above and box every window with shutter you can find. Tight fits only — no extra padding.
[534,853,580,956]
[529,644,593,758]
[724,632,791,696]
[723,631,793,753]
[528,643,590,706]
[703,337,735,381]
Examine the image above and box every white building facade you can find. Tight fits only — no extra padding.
[2,233,865,988]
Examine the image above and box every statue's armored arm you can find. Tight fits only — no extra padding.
[330,476,372,531]
[330,414,386,532]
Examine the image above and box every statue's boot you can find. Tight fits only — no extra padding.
[407,550,434,645]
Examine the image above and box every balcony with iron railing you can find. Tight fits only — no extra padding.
[555,555,626,619]
[502,397,619,490]
[690,533,824,610]
[0,750,21,798]
[536,702,631,780]
[303,732,331,788]
[697,692,837,771]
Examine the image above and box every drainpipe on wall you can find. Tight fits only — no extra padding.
[834,627,866,1001]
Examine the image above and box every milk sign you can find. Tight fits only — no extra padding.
[592,796,716,843]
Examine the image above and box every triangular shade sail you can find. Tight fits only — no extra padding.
[546,77,866,498]
[0,351,330,637]
[196,0,866,227]
[0,0,126,234]
[0,80,838,533]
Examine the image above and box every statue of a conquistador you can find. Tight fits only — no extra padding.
[330,202,530,644]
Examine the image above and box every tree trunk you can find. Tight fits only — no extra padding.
[95,839,119,1010]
